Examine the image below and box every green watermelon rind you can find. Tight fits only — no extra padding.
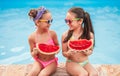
[36,43,60,55]
[68,39,93,51]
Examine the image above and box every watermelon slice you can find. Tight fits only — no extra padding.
[68,39,93,51]
[36,43,60,55]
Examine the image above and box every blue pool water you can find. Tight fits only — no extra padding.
[0,0,120,64]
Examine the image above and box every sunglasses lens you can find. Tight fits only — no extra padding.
[65,19,71,24]
[48,19,53,24]
[65,19,67,23]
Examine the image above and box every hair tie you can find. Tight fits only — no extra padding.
[33,6,46,21]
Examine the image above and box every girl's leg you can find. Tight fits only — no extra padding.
[84,63,98,76]
[38,61,57,76]
[27,61,42,76]
[66,62,88,76]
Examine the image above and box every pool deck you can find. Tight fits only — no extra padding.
[0,63,120,76]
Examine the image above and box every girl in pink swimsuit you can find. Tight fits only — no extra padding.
[27,6,59,76]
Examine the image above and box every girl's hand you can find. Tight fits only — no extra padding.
[31,48,39,57]
[82,48,93,56]
[67,49,77,56]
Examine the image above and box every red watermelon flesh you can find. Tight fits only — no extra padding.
[37,43,59,55]
[68,39,93,51]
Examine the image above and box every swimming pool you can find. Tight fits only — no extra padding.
[0,0,120,64]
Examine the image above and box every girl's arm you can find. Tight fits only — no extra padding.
[50,30,60,54]
[51,30,59,46]
[61,32,71,58]
[28,34,38,57]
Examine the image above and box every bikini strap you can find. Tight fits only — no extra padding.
[47,31,55,45]
[35,31,52,41]
[48,31,52,38]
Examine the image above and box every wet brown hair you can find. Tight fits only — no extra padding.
[63,7,95,46]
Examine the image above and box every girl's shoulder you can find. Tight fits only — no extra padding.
[49,30,56,34]
[90,32,94,39]
[62,30,69,37]
[49,30,57,38]
[28,32,36,41]
[49,30,57,35]
[62,30,69,40]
